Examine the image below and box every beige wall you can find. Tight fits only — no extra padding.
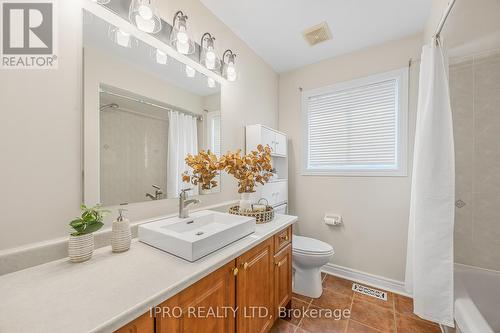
[278,34,422,281]
[0,0,278,251]
[424,0,500,52]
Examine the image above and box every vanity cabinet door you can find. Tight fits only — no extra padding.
[236,238,275,333]
[156,261,236,333]
[114,312,154,333]
[274,244,292,318]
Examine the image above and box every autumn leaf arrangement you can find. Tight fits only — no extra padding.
[183,144,273,193]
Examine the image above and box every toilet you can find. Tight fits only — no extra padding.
[292,235,334,298]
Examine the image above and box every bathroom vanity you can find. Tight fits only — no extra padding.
[0,214,296,333]
[119,223,293,333]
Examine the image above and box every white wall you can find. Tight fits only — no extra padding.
[0,0,278,251]
[279,34,422,281]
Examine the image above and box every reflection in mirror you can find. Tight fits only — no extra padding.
[83,10,221,207]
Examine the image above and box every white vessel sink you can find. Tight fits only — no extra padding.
[138,210,256,261]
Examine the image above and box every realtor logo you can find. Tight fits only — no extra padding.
[1,0,57,69]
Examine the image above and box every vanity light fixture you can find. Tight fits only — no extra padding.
[156,49,168,65]
[110,27,132,48]
[222,49,237,82]
[207,77,216,88]
[91,0,111,4]
[170,11,195,55]
[185,65,196,78]
[129,0,162,34]
[200,33,220,71]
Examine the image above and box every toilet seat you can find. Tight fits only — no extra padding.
[293,235,334,256]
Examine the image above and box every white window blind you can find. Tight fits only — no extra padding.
[302,68,408,176]
[208,112,221,157]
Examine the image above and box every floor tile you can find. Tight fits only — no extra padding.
[270,319,297,333]
[322,274,355,297]
[292,292,312,304]
[394,294,421,321]
[346,320,383,333]
[281,297,310,326]
[311,288,353,312]
[350,299,395,333]
[299,316,348,333]
[396,313,441,333]
[353,287,394,310]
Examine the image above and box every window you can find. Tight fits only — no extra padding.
[302,68,408,176]
[207,111,221,157]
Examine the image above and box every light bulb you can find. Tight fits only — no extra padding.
[226,62,236,81]
[138,4,153,20]
[185,65,195,78]
[177,27,189,44]
[205,49,216,69]
[116,29,131,47]
[207,77,216,88]
[135,16,155,33]
[156,49,167,65]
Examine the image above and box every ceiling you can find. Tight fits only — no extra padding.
[200,0,432,73]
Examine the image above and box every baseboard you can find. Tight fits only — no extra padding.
[321,263,411,297]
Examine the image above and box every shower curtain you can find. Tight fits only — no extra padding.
[166,110,198,198]
[405,39,455,326]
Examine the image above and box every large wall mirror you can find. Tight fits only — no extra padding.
[83,10,222,207]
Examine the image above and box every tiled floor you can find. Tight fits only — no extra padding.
[271,273,442,333]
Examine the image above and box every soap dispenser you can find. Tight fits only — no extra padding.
[111,208,131,253]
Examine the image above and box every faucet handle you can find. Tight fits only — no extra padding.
[179,188,192,198]
[152,185,161,190]
[180,188,192,193]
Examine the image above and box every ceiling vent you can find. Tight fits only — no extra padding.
[302,22,332,46]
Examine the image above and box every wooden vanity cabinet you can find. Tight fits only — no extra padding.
[156,261,236,333]
[115,312,154,333]
[236,238,275,333]
[274,243,292,318]
[117,226,293,333]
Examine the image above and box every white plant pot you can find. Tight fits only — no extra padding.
[239,192,253,211]
[68,233,94,263]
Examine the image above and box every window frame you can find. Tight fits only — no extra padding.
[301,68,409,177]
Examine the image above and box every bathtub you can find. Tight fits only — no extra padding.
[455,264,500,333]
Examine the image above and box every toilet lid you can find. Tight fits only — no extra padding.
[293,235,334,255]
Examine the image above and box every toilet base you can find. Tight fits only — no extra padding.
[292,266,323,298]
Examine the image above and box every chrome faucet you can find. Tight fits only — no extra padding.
[179,188,200,218]
[146,185,163,200]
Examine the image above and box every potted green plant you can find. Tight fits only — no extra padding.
[68,204,108,263]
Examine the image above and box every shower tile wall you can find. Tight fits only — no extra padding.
[100,108,168,206]
[451,50,500,271]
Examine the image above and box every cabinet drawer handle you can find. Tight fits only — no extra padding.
[242,262,249,270]
[276,261,282,267]
[232,267,239,276]
[279,234,289,241]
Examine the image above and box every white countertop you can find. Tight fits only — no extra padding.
[0,214,297,333]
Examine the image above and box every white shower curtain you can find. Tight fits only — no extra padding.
[166,110,198,198]
[405,39,455,326]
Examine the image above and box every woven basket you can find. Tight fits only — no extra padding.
[228,205,275,224]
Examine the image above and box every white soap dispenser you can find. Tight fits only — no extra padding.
[111,208,131,253]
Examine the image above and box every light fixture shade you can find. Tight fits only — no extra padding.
[185,65,196,78]
[222,50,238,82]
[155,49,168,65]
[92,0,111,4]
[170,11,195,55]
[109,26,133,48]
[129,0,162,34]
[207,77,216,88]
[200,33,221,71]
